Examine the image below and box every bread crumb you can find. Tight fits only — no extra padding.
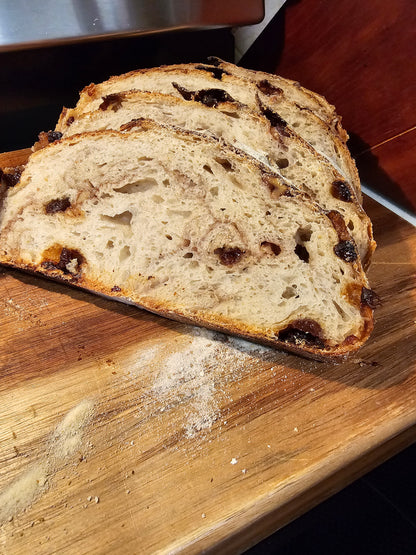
[230,458,238,465]
[95,496,100,504]
[294,427,299,432]
[201,513,206,519]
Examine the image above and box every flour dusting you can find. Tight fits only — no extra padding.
[147,328,273,437]
[0,399,94,524]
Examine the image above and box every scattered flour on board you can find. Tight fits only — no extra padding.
[0,399,94,524]
[136,328,274,438]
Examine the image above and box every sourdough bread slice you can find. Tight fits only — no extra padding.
[56,63,360,197]
[53,90,374,266]
[0,122,376,360]
[207,57,345,141]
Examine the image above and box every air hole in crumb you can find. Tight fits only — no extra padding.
[347,220,354,231]
[296,227,312,242]
[165,234,173,240]
[295,244,309,263]
[119,245,131,262]
[183,238,191,247]
[333,300,348,319]
[210,186,219,196]
[203,164,214,174]
[276,158,289,169]
[222,110,240,119]
[261,241,281,255]
[101,211,132,225]
[114,178,157,194]
[183,252,193,258]
[282,286,296,299]
[163,179,170,186]
[214,157,234,172]
[106,240,114,249]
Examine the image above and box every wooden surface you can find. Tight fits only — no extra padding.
[241,0,416,212]
[0,149,415,554]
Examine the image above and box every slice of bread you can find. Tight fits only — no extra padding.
[0,122,376,360]
[207,57,345,141]
[56,63,360,198]
[53,90,374,266]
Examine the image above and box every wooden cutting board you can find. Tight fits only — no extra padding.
[0,148,415,554]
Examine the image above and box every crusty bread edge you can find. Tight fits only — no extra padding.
[0,259,374,362]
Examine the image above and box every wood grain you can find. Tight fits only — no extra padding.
[355,128,416,213]
[0,150,415,554]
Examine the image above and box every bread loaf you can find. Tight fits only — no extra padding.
[56,62,360,197]
[0,122,376,360]
[54,89,374,266]
[207,57,346,142]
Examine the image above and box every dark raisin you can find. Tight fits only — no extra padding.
[257,80,283,96]
[361,287,381,309]
[292,318,324,338]
[295,244,309,263]
[99,93,123,111]
[45,197,71,214]
[47,131,63,143]
[214,246,244,266]
[278,326,325,349]
[194,65,229,80]
[261,241,281,255]
[326,210,350,242]
[206,56,221,67]
[334,240,357,262]
[57,248,84,273]
[260,105,290,136]
[42,247,84,275]
[172,82,194,100]
[331,180,352,202]
[0,167,22,188]
[194,88,235,107]
[276,158,289,169]
[111,285,121,292]
[283,189,295,197]
[66,116,75,126]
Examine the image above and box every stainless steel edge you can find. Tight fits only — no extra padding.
[0,0,265,52]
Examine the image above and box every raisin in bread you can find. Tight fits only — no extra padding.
[54,89,374,266]
[56,62,360,198]
[0,121,376,360]
[207,58,347,142]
